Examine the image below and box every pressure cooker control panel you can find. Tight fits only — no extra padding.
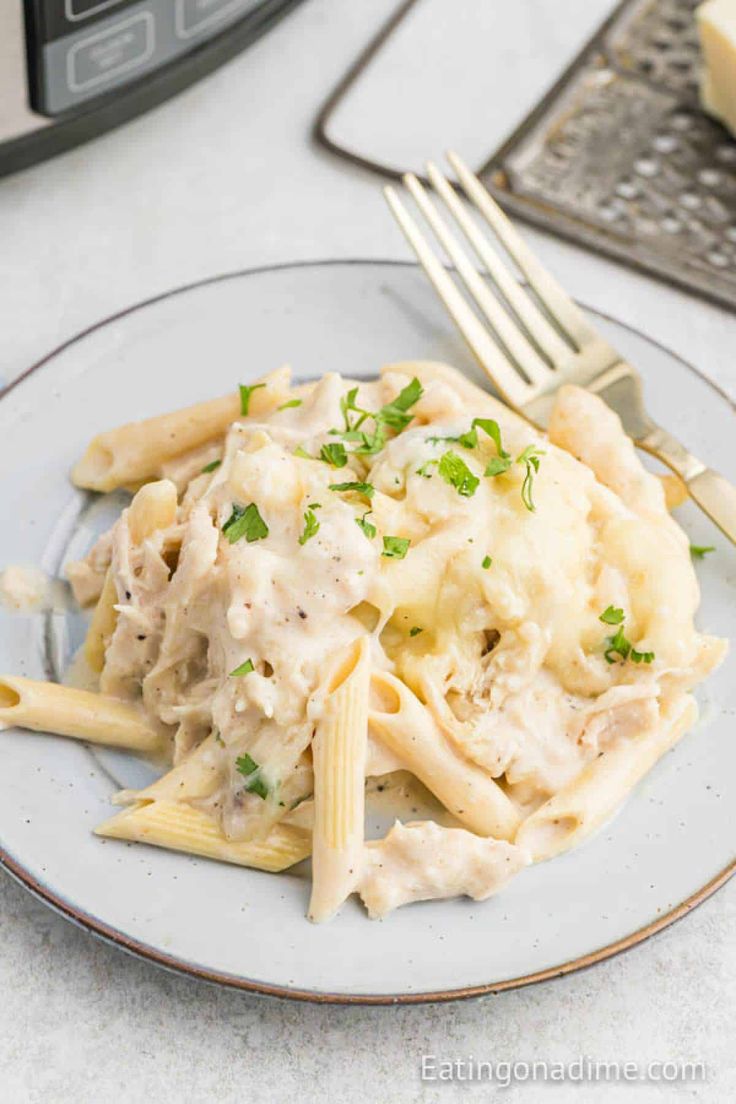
[26,0,264,115]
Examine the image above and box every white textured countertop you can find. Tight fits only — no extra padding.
[0,1,734,1100]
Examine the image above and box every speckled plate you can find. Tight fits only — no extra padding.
[1,259,734,1003]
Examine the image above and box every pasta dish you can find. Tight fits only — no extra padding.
[0,360,726,921]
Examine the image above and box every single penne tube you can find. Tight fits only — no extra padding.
[84,567,118,673]
[112,731,221,805]
[72,366,291,492]
[516,695,698,862]
[369,671,520,841]
[95,800,311,872]
[84,479,178,672]
[0,675,161,751]
[308,636,370,923]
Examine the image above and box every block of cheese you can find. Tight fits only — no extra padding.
[697,0,736,136]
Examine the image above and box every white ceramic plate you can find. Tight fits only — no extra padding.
[1,260,734,1004]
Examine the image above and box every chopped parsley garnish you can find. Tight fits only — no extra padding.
[222,502,269,544]
[277,398,302,411]
[352,423,387,457]
[375,378,424,432]
[429,427,479,449]
[690,544,715,559]
[630,647,655,664]
[438,450,479,497]
[235,753,269,800]
[599,605,625,626]
[462,418,509,477]
[483,457,511,478]
[599,608,654,665]
[329,480,375,500]
[409,626,423,637]
[201,459,221,474]
[298,506,320,545]
[294,445,314,460]
[382,535,410,559]
[230,658,255,677]
[517,445,545,512]
[319,441,348,468]
[484,456,512,477]
[355,511,377,540]
[339,386,368,433]
[239,382,266,416]
[334,379,422,453]
[474,418,510,457]
[481,555,492,570]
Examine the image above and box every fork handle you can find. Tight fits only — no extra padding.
[640,425,736,545]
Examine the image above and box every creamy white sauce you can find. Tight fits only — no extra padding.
[66,364,727,913]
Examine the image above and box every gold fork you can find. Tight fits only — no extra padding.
[384,151,736,545]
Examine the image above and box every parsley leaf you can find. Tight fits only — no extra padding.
[428,426,478,449]
[601,613,655,666]
[375,378,423,431]
[239,382,266,416]
[417,459,438,478]
[517,445,545,512]
[599,605,625,626]
[222,502,269,544]
[473,418,510,458]
[319,442,348,468]
[409,626,423,637]
[382,535,410,559]
[201,459,221,474]
[294,445,314,460]
[329,481,375,500]
[438,450,480,497]
[235,753,269,800]
[339,386,371,433]
[604,626,631,664]
[355,511,377,540]
[690,544,715,559]
[298,507,320,545]
[484,456,512,477]
[230,658,255,677]
[277,398,302,411]
[352,423,387,456]
[482,555,492,569]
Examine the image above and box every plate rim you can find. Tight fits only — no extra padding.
[2,256,734,1005]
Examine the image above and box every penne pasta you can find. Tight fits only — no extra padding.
[6,359,722,923]
[112,731,221,805]
[84,567,118,674]
[95,800,311,872]
[309,637,370,923]
[515,696,698,862]
[72,366,291,492]
[0,675,161,751]
[368,671,521,841]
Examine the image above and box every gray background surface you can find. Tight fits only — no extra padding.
[0,1,733,1100]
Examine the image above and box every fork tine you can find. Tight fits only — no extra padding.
[447,151,596,350]
[426,162,572,369]
[403,172,549,388]
[383,185,533,408]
